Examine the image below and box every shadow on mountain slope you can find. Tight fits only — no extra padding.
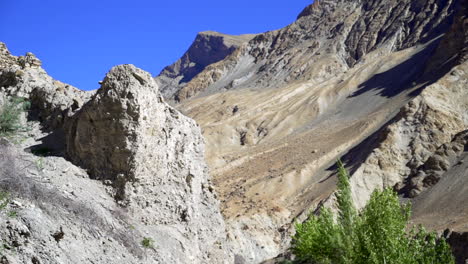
[350,38,440,99]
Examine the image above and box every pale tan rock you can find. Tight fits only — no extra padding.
[0,45,232,263]
[348,62,468,209]
[0,42,92,130]
[17,52,42,68]
[65,64,232,263]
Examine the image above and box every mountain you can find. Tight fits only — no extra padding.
[0,0,467,263]
[156,31,256,102]
[156,0,468,262]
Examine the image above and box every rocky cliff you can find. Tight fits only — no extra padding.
[0,43,90,131]
[156,0,468,262]
[0,44,232,263]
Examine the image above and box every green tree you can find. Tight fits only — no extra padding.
[292,160,356,263]
[291,160,454,264]
[335,160,356,263]
[293,207,343,264]
[354,188,412,263]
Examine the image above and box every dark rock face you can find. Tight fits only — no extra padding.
[444,230,468,264]
[343,0,457,65]
[163,33,240,82]
[296,0,322,19]
[423,0,468,76]
[252,0,458,76]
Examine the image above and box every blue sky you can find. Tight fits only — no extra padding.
[1,0,312,91]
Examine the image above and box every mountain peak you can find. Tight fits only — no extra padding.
[156,30,255,101]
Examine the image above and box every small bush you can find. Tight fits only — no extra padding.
[0,97,30,137]
[292,160,454,264]
[35,157,44,171]
[141,237,154,249]
[0,191,9,210]
[7,210,17,218]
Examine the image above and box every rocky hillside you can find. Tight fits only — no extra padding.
[156,0,468,262]
[0,0,467,263]
[0,44,232,263]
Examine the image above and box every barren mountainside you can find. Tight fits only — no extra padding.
[156,0,468,262]
[0,0,467,263]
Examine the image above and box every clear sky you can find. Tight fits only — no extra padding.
[1,0,312,91]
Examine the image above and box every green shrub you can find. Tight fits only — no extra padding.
[141,237,154,249]
[7,210,17,218]
[35,157,45,171]
[0,191,9,211]
[0,97,30,137]
[292,161,454,264]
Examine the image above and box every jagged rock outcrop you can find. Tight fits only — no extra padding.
[346,61,468,209]
[401,130,468,198]
[156,31,255,101]
[65,64,231,263]
[0,44,232,263]
[0,42,91,130]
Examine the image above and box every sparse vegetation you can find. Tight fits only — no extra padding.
[0,143,145,257]
[7,210,17,218]
[291,160,454,264]
[0,191,10,211]
[35,157,44,171]
[141,237,154,249]
[0,97,30,137]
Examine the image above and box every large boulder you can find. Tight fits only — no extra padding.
[65,64,232,263]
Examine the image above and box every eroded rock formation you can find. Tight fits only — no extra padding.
[0,45,232,263]
[0,43,90,130]
[66,64,231,262]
